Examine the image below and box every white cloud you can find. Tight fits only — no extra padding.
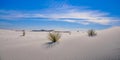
[63,20,76,23]
[0,5,119,25]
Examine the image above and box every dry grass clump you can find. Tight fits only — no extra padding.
[88,29,97,37]
[48,32,61,43]
[22,30,25,36]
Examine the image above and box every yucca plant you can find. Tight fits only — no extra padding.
[48,32,61,43]
[22,30,25,36]
[88,29,97,37]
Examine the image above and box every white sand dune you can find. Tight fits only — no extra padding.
[0,27,120,60]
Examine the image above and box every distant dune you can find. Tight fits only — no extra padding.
[0,27,120,60]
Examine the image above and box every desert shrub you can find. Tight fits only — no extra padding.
[48,32,61,42]
[88,29,97,37]
[22,30,25,36]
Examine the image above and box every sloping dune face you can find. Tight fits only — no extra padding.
[0,27,120,60]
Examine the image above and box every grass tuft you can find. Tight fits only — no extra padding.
[88,29,97,37]
[48,32,61,42]
[22,30,25,36]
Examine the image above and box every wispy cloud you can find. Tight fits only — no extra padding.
[0,5,119,25]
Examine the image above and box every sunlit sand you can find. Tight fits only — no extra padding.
[0,27,120,60]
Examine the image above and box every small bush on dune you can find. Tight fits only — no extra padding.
[23,30,25,36]
[21,30,25,36]
[48,32,61,43]
[88,29,97,37]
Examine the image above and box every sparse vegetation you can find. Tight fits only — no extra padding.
[48,32,61,43]
[88,29,97,37]
[22,30,25,36]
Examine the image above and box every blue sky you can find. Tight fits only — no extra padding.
[0,0,120,30]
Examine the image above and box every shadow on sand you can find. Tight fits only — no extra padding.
[43,42,59,48]
[20,35,25,37]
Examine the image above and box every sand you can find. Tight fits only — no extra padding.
[0,27,120,60]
